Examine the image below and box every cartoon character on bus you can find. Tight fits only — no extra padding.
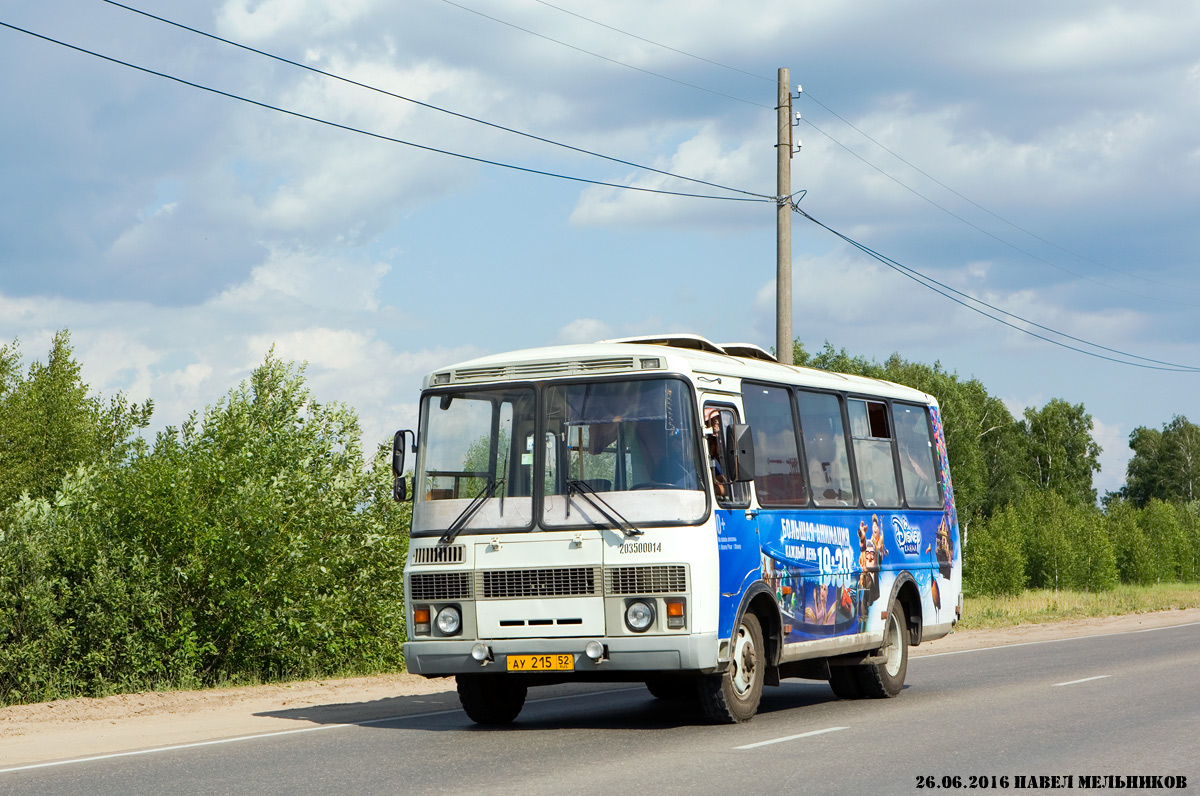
[804,579,836,626]
[856,514,887,618]
[935,513,954,580]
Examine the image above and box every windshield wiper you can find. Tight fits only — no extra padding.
[440,478,506,545]
[566,479,644,539]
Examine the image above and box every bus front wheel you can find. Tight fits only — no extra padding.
[699,612,765,723]
[456,674,527,725]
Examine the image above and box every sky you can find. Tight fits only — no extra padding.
[2,0,1199,497]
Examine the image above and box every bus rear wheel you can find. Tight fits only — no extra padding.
[859,598,908,698]
[456,674,527,725]
[698,612,764,723]
[827,598,908,699]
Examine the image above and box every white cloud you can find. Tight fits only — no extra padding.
[217,0,377,41]
[557,318,612,343]
[217,247,390,313]
[569,122,769,228]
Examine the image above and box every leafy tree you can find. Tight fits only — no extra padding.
[962,508,1027,596]
[1,349,409,705]
[1179,502,1200,582]
[1016,399,1101,507]
[1106,499,1157,585]
[103,352,408,681]
[1137,499,1189,582]
[1014,491,1116,591]
[1122,416,1200,507]
[0,331,151,507]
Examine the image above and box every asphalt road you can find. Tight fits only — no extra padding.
[3,622,1196,795]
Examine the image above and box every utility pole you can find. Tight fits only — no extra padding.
[776,67,793,365]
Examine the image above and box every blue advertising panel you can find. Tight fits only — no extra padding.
[756,508,956,643]
[714,507,761,639]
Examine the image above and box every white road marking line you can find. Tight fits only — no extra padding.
[0,686,645,775]
[1052,675,1111,687]
[735,726,848,750]
[914,620,1200,659]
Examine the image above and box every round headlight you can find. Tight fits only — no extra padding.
[624,600,655,633]
[436,605,462,635]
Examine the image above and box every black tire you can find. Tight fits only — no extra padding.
[456,674,528,725]
[645,676,694,701]
[826,598,909,699]
[827,666,864,699]
[857,598,908,698]
[698,612,765,723]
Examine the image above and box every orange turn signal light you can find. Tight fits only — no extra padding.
[413,606,432,635]
[665,599,686,629]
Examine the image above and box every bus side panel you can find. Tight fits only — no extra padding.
[757,507,958,644]
[714,508,761,639]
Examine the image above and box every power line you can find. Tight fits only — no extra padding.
[0,21,771,205]
[797,116,1200,308]
[532,0,771,84]
[796,91,1200,294]
[792,203,1200,373]
[519,1,1200,295]
[100,0,770,202]
[440,0,771,110]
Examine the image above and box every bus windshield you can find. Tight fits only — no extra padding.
[412,377,708,535]
[412,386,537,535]
[543,377,707,529]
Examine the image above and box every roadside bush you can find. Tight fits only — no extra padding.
[0,469,175,703]
[0,353,409,706]
[1137,499,1190,582]
[98,354,410,683]
[1023,492,1117,591]
[963,512,1027,596]
[1106,500,1157,585]
[1179,502,1200,582]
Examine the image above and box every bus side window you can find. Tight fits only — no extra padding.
[796,390,855,506]
[742,385,807,507]
[893,403,941,508]
[848,399,900,507]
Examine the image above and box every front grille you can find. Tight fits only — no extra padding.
[478,566,602,599]
[605,565,688,595]
[412,545,465,565]
[409,571,472,601]
[576,357,635,372]
[453,366,505,381]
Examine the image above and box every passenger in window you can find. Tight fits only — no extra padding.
[807,433,841,501]
[704,408,728,498]
[897,414,936,505]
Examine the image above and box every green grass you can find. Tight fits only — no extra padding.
[959,582,1200,630]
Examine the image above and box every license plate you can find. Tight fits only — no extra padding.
[506,653,574,672]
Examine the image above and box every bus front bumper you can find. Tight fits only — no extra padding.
[404,632,720,676]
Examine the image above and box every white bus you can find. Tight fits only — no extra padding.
[393,334,961,724]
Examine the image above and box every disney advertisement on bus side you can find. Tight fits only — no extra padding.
[759,509,958,643]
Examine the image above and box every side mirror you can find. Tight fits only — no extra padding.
[725,424,755,483]
[392,430,416,502]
